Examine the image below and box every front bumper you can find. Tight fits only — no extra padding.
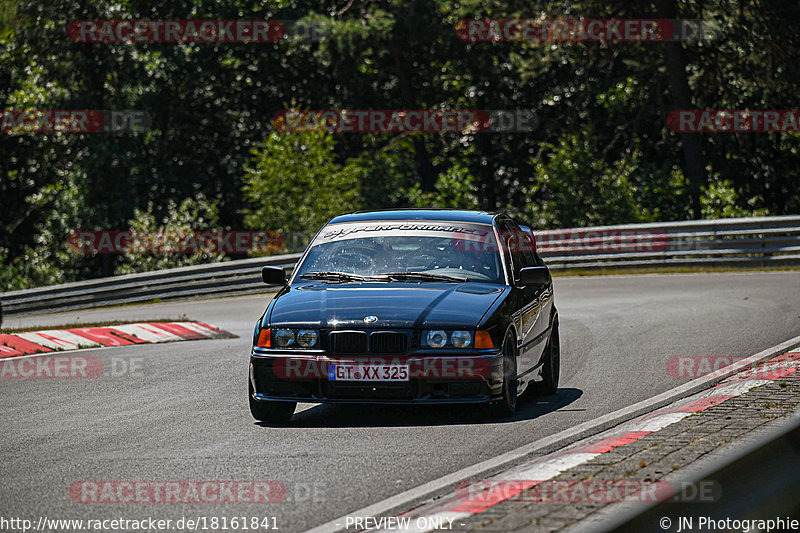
[249,349,503,404]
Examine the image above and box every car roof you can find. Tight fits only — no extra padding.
[328,209,499,225]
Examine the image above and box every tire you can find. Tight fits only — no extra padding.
[529,317,560,395]
[248,381,296,423]
[490,333,518,418]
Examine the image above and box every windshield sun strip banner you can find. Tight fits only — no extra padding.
[311,221,496,246]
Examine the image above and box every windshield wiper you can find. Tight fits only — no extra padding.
[375,272,469,283]
[299,271,370,282]
[300,271,469,283]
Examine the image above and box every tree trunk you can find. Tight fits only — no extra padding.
[389,41,435,193]
[656,0,707,218]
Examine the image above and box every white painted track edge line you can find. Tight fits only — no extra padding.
[302,334,800,533]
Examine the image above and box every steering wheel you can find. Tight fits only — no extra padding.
[402,251,443,270]
[330,250,375,271]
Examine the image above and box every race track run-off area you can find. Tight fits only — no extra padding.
[1,271,798,533]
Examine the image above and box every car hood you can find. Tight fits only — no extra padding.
[268,282,505,329]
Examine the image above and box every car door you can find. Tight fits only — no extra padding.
[519,227,552,370]
[498,219,539,377]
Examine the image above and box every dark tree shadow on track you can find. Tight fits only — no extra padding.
[255,387,583,428]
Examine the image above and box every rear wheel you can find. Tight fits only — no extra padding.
[248,381,296,423]
[529,317,560,395]
[490,333,518,418]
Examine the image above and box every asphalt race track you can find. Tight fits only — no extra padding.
[2,271,799,532]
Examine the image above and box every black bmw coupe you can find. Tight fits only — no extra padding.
[249,210,559,422]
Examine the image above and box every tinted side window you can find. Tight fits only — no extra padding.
[499,220,525,281]
[519,232,537,267]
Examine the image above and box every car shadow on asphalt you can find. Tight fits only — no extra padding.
[255,387,583,428]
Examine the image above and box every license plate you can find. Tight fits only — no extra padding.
[328,363,409,382]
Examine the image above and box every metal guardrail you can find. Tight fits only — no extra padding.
[537,215,800,270]
[1,216,798,318]
[603,414,800,532]
[0,253,302,318]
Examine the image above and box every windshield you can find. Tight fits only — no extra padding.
[294,222,503,283]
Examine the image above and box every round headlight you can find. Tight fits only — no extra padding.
[451,330,472,348]
[426,330,448,348]
[274,329,295,347]
[296,330,318,348]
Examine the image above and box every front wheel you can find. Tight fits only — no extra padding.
[249,382,296,423]
[529,317,560,395]
[490,333,518,418]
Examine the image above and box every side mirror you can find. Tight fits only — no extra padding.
[262,266,287,285]
[518,266,550,286]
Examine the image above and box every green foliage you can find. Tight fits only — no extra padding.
[701,177,769,219]
[1,0,798,289]
[343,136,420,209]
[408,162,480,209]
[114,195,227,275]
[0,170,89,291]
[241,130,362,249]
[523,134,652,228]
